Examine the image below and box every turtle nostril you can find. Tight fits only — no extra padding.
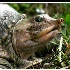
[60,18,64,23]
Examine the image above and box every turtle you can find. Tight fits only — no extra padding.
[0,4,64,69]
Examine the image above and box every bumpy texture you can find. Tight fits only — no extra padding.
[0,4,64,69]
[0,4,24,69]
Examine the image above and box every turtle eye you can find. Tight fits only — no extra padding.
[35,16,44,22]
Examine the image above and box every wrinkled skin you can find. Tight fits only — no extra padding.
[12,14,64,59]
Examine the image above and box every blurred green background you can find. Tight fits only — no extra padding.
[8,3,70,24]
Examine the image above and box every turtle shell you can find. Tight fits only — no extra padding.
[0,10,22,44]
[0,4,26,68]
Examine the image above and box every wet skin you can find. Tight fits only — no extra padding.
[12,14,64,59]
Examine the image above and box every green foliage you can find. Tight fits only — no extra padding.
[64,14,70,26]
[8,3,44,17]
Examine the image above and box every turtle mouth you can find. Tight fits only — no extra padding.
[36,17,64,39]
[35,25,59,42]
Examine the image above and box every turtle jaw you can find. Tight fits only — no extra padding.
[36,30,58,43]
[34,24,58,43]
[36,24,55,38]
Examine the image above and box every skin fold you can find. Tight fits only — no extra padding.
[12,14,64,59]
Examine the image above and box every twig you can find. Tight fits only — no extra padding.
[58,36,63,62]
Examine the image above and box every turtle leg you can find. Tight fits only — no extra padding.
[0,58,14,69]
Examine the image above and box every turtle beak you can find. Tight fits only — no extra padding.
[36,25,55,38]
[37,30,58,42]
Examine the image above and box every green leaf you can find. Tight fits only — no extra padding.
[65,14,70,26]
